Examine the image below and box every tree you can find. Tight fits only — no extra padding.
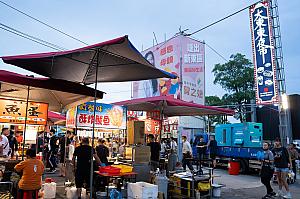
[205,96,229,132]
[212,53,255,122]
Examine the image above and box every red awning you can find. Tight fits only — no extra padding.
[114,95,234,116]
[48,111,66,120]
[2,36,176,84]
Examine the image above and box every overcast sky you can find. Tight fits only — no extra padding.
[0,0,299,104]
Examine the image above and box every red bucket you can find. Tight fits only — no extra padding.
[228,161,240,175]
[45,178,54,183]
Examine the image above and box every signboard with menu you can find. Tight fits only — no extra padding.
[67,102,127,129]
[0,98,48,125]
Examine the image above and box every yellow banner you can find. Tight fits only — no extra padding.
[0,98,48,125]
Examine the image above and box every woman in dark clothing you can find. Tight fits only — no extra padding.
[7,130,18,158]
[272,139,292,198]
[96,139,109,165]
[260,142,276,199]
[208,135,217,168]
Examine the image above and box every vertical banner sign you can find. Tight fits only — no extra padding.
[181,37,205,104]
[250,2,279,104]
[66,106,77,128]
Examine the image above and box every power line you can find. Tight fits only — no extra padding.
[0,26,63,51]
[189,35,228,62]
[188,0,263,36]
[0,23,67,51]
[0,0,89,45]
[205,42,228,62]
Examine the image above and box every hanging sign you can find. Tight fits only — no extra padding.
[66,106,77,128]
[0,98,48,125]
[250,1,279,104]
[76,102,127,129]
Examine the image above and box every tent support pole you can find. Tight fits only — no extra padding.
[22,85,30,160]
[159,104,164,142]
[90,50,99,199]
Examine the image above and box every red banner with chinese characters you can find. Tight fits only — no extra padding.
[144,119,161,134]
[0,98,48,125]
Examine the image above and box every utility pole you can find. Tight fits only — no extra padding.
[270,0,292,146]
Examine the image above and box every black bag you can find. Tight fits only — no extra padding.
[260,165,274,178]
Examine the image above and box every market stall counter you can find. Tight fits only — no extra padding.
[0,159,22,198]
[94,164,138,198]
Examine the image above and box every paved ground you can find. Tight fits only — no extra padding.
[213,169,300,199]
[43,168,300,198]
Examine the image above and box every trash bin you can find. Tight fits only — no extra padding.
[228,160,240,175]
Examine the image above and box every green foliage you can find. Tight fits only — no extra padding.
[205,95,229,129]
[212,53,255,122]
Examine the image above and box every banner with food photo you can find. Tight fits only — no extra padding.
[76,102,127,129]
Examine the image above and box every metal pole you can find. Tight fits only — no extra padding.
[179,34,183,100]
[90,50,99,199]
[22,85,30,160]
[159,103,164,142]
[250,99,257,122]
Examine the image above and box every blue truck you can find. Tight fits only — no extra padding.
[192,122,263,173]
[215,122,263,173]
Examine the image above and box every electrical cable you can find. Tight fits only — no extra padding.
[0,23,67,51]
[0,0,89,45]
[0,26,63,51]
[188,0,264,36]
[205,42,228,62]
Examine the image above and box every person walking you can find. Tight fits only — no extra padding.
[197,137,207,160]
[59,131,71,177]
[48,129,59,173]
[147,134,161,171]
[182,136,194,172]
[14,148,44,199]
[260,142,276,199]
[208,135,218,168]
[272,139,292,198]
[73,137,101,198]
[7,130,18,158]
[0,128,10,158]
[96,139,109,165]
[288,143,299,181]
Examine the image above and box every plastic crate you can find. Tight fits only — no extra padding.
[111,164,133,173]
[99,166,121,175]
[127,182,158,199]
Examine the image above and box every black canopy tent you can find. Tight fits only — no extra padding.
[2,35,176,197]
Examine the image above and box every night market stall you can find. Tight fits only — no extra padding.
[114,95,234,198]
[2,36,176,198]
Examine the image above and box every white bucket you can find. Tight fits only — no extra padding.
[212,184,222,198]
[66,187,77,199]
[44,182,56,199]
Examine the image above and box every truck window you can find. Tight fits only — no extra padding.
[223,129,226,143]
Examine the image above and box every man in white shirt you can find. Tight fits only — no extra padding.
[0,128,11,157]
[182,136,194,172]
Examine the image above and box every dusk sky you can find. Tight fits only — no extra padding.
[1,0,299,104]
